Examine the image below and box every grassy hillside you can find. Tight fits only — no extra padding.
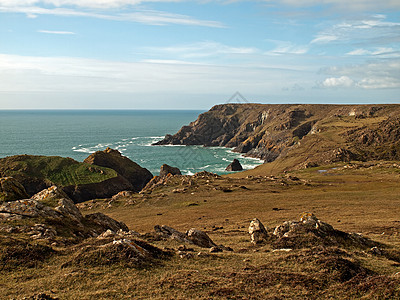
[1,163,399,299]
[0,155,118,186]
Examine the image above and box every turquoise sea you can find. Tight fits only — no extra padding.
[0,110,262,175]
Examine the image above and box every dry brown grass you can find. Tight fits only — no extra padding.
[1,163,400,299]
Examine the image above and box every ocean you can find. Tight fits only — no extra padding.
[0,110,263,175]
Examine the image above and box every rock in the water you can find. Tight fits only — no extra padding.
[249,218,268,244]
[159,164,182,177]
[84,147,153,192]
[0,177,29,203]
[186,228,217,248]
[225,159,243,171]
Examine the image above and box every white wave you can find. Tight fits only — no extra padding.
[73,148,95,153]
[198,165,211,169]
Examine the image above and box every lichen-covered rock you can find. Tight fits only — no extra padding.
[272,212,377,249]
[225,159,243,171]
[31,185,70,202]
[0,177,29,203]
[0,199,59,220]
[160,164,182,177]
[249,218,268,244]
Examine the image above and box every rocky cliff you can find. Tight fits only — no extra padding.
[154,104,400,169]
[0,150,153,203]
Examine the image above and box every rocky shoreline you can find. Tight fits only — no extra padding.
[154,103,400,168]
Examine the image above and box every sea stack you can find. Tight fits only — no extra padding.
[225,159,243,171]
[159,164,182,177]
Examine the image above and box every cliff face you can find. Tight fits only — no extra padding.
[154,104,400,169]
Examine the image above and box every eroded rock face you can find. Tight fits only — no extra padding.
[0,177,29,203]
[249,218,268,244]
[159,164,182,177]
[225,159,243,171]
[84,148,153,192]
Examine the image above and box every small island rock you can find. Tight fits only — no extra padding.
[225,159,243,171]
[159,164,182,177]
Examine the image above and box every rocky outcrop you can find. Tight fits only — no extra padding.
[249,218,268,244]
[84,148,153,192]
[225,159,243,171]
[159,164,181,177]
[0,177,29,203]
[0,187,129,243]
[154,225,218,249]
[0,154,132,203]
[154,104,400,169]
[272,212,377,249]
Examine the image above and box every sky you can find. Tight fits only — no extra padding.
[0,0,399,109]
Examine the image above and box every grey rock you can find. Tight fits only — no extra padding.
[249,218,268,244]
[186,228,217,248]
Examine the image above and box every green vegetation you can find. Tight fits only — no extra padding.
[0,155,117,186]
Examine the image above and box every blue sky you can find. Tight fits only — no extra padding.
[0,0,399,109]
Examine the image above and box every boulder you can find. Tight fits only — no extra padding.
[154,225,219,248]
[0,177,29,203]
[154,225,193,244]
[84,148,153,192]
[186,228,217,248]
[248,218,268,244]
[84,212,129,233]
[225,159,243,171]
[159,164,182,177]
[31,185,70,202]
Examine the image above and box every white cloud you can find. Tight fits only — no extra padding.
[311,15,400,45]
[144,42,259,60]
[0,53,310,94]
[322,76,354,88]
[264,0,400,11]
[265,40,308,55]
[38,30,76,34]
[320,60,400,89]
[0,5,225,27]
[346,47,400,58]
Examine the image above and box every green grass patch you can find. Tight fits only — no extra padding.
[0,155,118,186]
